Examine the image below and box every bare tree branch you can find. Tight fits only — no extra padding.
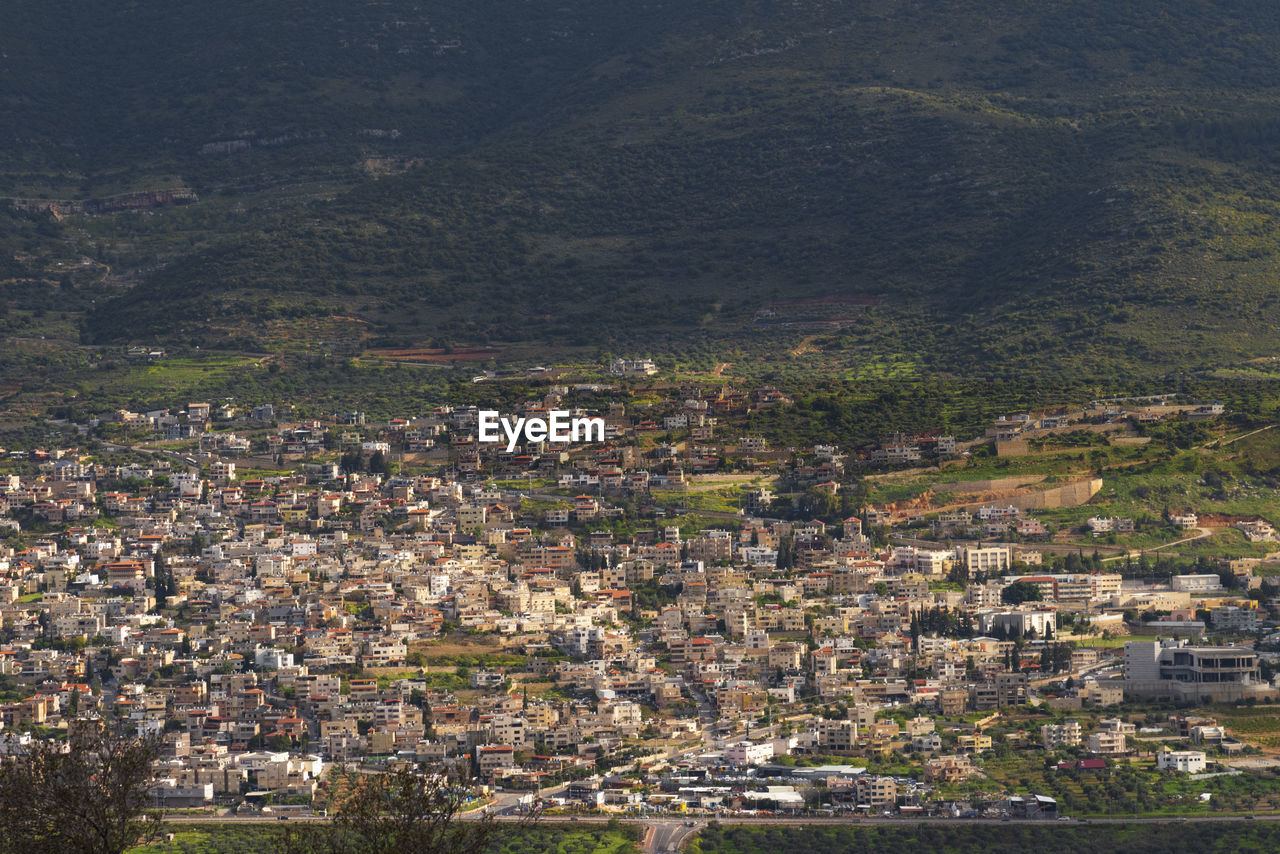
[276,763,532,854]
[0,719,161,854]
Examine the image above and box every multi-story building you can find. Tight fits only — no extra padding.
[854,776,897,806]
[1005,573,1122,603]
[959,545,1011,575]
[1086,730,1126,755]
[723,740,774,766]
[1041,721,1082,749]
[475,745,516,777]
[804,719,858,754]
[1209,606,1262,633]
[924,755,975,783]
[956,734,992,752]
[1124,640,1265,701]
[995,672,1029,707]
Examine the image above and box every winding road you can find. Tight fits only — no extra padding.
[643,819,704,854]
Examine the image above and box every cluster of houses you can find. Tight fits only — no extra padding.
[0,389,1270,817]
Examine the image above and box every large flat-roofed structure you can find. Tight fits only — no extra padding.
[1157,749,1207,773]
[1001,573,1123,604]
[1124,640,1273,702]
[1170,574,1224,593]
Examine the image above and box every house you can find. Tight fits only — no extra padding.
[608,358,658,377]
[1086,730,1126,755]
[476,745,516,777]
[854,776,897,807]
[1006,795,1057,820]
[1157,749,1207,773]
[724,740,774,766]
[923,755,975,783]
[1041,721,1082,749]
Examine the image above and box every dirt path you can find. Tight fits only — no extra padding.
[1211,423,1278,448]
[790,336,818,356]
[680,473,771,492]
[1100,527,1213,562]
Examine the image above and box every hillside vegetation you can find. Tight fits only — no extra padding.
[6,1,1280,387]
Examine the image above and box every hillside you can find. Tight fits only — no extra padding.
[7,1,1280,386]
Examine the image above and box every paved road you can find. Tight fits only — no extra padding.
[686,685,720,749]
[644,819,703,854]
[890,533,1133,558]
[893,528,1215,563]
[172,812,1280,827]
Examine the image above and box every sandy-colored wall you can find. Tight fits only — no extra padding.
[959,478,1102,511]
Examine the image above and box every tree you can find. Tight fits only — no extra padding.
[775,535,794,570]
[798,487,836,520]
[0,720,161,854]
[1001,580,1044,605]
[152,553,175,610]
[340,450,363,474]
[276,764,510,854]
[188,531,207,556]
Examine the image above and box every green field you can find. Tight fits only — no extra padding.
[689,822,1280,854]
[1000,759,1280,817]
[129,822,641,854]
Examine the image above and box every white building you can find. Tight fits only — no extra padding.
[1170,574,1224,593]
[977,505,1020,521]
[741,546,779,566]
[609,358,658,376]
[1156,749,1206,773]
[979,609,1056,638]
[959,545,1012,575]
[254,648,294,669]
[723,740,775,767]
[914,549,953,576]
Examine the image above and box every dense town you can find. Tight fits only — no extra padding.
[1,370,1279,823]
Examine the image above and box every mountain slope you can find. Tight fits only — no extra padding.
[7,1,1280,381]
